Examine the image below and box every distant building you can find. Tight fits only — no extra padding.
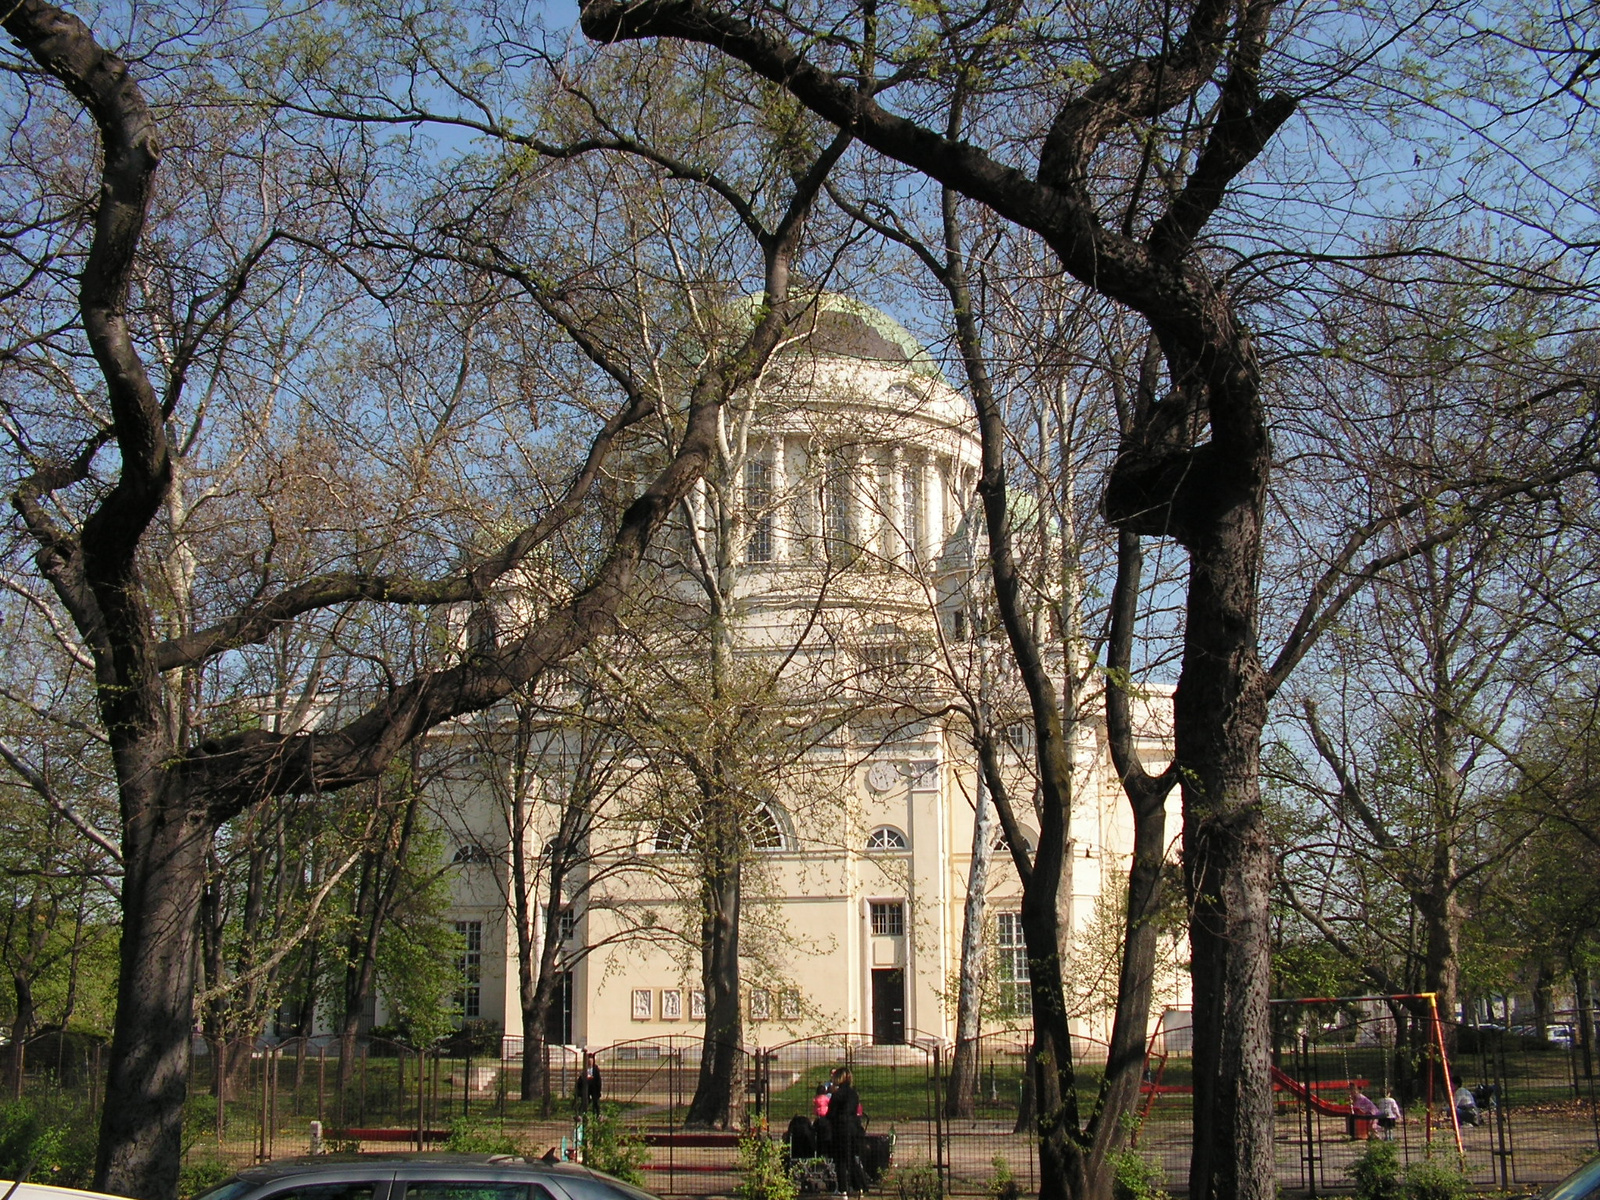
[422,296,1185,1052]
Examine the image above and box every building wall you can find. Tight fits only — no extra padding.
[436,703,1183,1049]
[428,299,1188,1051]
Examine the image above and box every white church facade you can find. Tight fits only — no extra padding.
[423,297,1186,1054]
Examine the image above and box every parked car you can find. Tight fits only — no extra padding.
[0,1184,126,1200]
[193,1154,661,1200]
[1542,1156,1600,1200]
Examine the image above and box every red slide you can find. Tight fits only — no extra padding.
[1269,1065,1367,1116]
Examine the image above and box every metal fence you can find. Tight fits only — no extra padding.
[6,1021,1597,1196]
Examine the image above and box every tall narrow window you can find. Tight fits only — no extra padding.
[745,455,774,563]
[870,901,906,937]
[902,461,924,558]
[454,920,483,1019]
[996,912,1031,1016]
[824,455,855,555]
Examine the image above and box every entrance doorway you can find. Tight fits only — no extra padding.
[543,970,574,1044]
[872,968,906,1044]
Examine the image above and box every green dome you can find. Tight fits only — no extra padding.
[737,293,944,379]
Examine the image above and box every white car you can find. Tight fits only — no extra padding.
[193,1154,661,1200]
[0,1183,129,1200]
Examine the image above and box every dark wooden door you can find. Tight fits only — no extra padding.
[543,970,573,1044]
[872,968,906,1044]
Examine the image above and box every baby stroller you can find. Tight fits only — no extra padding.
[784,1115,838,1194]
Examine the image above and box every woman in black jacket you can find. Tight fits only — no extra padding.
[826,1068,865,1194]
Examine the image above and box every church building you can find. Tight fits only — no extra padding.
[425,296,1185,1054]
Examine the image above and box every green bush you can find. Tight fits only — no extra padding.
[183,1093,219,1144]
[1109,1147,1170,1200]
[734,1130,797,1200]
[985,1154,1020,1200]
[1402,1156,1469,1200]
[1347,1138,1403,1200]
[442,1117,522,1156]
[178,1150,238,1200]
[0,1098,96,1186]
[581,1112,648,1186]
[890,1160,943,1200]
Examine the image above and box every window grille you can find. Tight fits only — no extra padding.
[655,802,787,852]
[745,455,774,563]
[902,462,924,556]
[866,826,909,851]
[454,919,483,1019]
[824,456,855,554]
[870,901,906,937]
[996,911,1031,1016]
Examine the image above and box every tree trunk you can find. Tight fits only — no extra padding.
[947,769,996,1118]
[1177,513,1275,1200]
[687,855,742,1129]
[1086,790,1169,1190]
[338,846,380,1098]
[96,793,212,1200]
[1532,965,1553,1039]
[1081,526,1179,1198]
[1019,872,1090,1200]
[7,972,35,1099]
[1575,965,1595,1084]
[519,862,574,1109]
[1418,881,1462,1055]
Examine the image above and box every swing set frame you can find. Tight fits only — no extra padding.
[1267,991,1465,1157]
[1133,993,1464,1157]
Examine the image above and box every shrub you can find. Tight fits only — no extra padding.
[734,1130,797,1200]
[1109,1147,1170,1200]
[1348,1138,1403,1200]
[442,1117,522,1156]
[0,1098,96,1187]
[890,1160,943,1200]
[1402,1156,1470,1200]
[183,1094,219,1144]
[178,1150,238,1200]
[581,1112,648,1186]
[985,1154,1020,1200]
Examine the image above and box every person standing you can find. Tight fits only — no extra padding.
[826,1067,865,1196]
[1377,1090,1401,1140]
[576,1053,603,1117]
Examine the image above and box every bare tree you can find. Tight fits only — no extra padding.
[0,4,845,1192]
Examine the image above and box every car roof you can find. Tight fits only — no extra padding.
[0,1184,127,1200]
[229,1155,618,1185]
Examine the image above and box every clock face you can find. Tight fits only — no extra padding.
[866,761,899,793]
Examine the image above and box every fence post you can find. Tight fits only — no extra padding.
[1299,1033,1318,1198]
[414,1047,424,1151]
[269,1045,279,1160]
[88,1041,100,1122]
[259,1045,270,1163]
[931,1042,946,1195]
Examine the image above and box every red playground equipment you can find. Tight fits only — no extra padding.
[1133,992,1464,1158]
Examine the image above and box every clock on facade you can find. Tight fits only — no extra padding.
[866,761,900,792]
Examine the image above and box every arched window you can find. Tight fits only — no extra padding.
[652,819,694,853]
[993,827,1037,856]
[453,843,493,865]
[653,802,790,852]
[866,826,909,851]
[750,804,787,850]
